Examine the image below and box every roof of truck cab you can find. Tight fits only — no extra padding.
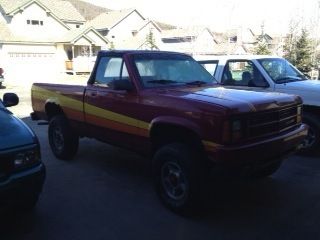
[98,50,191,56]
[195,55,281,61]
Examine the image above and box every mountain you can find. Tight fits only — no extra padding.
[64,0,110,20]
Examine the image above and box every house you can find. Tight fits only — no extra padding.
[0,0,109,81]
[161,27,217,55]
[88,8,163,50]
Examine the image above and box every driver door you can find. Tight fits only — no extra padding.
[84,55,140,149]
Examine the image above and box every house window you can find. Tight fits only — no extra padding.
[31,20,39,25]
[76,25,80,28]
[27,20,44,26]
[132,30,138,36]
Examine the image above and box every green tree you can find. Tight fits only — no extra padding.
[145,29,158,50]
[254,41,271,55]
[283,22,299,63]
[253,23,271,55]
[283,33,296,63]
[295,28,313,73]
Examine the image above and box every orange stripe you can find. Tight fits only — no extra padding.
[86,114,148,137]
[63,107,84,121]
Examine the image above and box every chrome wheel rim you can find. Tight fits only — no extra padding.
[161,161,188,201]
[301,126,317,149]
[52,126,64,152]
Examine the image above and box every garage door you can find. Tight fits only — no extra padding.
[5,52,59,85]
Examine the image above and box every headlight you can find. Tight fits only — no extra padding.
[14,149,40,169]
[297,105,302,123]
[222,119,245,143]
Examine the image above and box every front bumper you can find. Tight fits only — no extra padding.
[207,124,308,168]
[0,163,46,207]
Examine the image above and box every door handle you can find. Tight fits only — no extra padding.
[90,92,97,97]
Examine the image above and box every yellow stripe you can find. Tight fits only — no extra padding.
[33,85,149,130]
[32,85,83,112]
[202,140,222,149]
[84,103,149,130]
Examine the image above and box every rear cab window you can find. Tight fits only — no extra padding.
[94,56,129,87]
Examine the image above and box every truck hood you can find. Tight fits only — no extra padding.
[0,109,35,150]
[275,80,320,106]
[172,86,300,113]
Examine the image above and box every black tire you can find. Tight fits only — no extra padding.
[48,115,79,160]
[152,143,208,215]
[300,112,320,155]
[15,192,40,212]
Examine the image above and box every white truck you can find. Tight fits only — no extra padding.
[197,55,320,155]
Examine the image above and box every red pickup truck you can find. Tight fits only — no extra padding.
[31,50,307,214]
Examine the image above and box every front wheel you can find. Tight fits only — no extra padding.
[153,143,208,215]
[48,115,79,160]
[300,113,320,155]
[250,161,282,178]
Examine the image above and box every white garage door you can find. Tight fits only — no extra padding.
[6,51,59,85]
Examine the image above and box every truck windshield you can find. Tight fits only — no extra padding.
[257,58,308,84]
[133,54,216,88]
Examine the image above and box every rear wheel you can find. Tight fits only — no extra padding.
[153,143,208,215]
[48,115,79,160]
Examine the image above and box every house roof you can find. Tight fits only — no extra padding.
[0,0,85,22]
[88,8,145,30]
[137,20,162,33]
[162,27,214,39]
[58,26,109,45]
[212,43,248,55]
[40,0,85,22]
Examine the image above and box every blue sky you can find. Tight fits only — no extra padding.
[84,0,320,35]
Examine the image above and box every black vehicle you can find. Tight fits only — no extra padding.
[0,93,45,210]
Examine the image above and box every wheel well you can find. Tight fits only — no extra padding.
[303,105,320,118]
[150,124,204,153]
[45,102,64,120]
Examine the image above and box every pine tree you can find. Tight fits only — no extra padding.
[145,29,158,50]
[283,21,299,64]
[253,23,271,55]
[283,33,296,64]
[254,41,271,55]
[295,28,313,73]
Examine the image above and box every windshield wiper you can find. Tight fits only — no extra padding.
[186,80,208,86]
[147,79,179,84]
[275,76,304,83]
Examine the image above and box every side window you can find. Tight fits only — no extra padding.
[95,57,129,86]
[222,60,268,87]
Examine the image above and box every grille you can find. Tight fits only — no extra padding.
[247,105,299,138]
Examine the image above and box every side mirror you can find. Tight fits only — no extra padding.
[3,93,19,107]
[112,79,134,91]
